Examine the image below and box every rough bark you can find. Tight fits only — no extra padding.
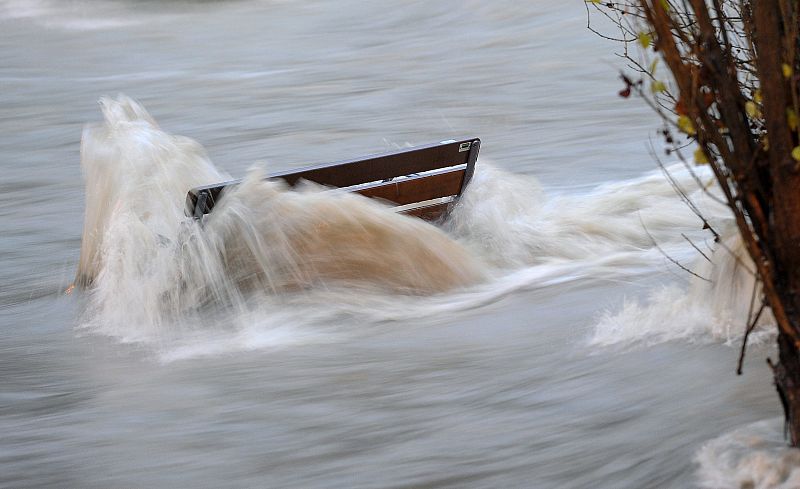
[751,0,800,444]
[776,331,800,445]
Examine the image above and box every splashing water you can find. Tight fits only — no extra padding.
[77,96,484,344]
[76,95,225,288]
[448,159,724,267]
[588,220,775,348]
[696,418,800,489]
[76,95,772,357]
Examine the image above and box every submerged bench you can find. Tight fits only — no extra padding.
[186,137,480,222]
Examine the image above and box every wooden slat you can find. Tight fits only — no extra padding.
[399,202,452,221]
[273,141,470,187]
[352,167,464,206]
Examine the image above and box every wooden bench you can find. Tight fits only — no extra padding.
[186,137,480,222]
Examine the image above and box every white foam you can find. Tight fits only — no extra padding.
[158,306,340,363]
[696,418,800,489]
[74,95,769,360]
[589,224,775,348]
[449,160,725,268]
[0,0,149,31]
[76,95,484,351]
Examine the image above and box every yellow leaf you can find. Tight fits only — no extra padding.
[754,90,762,104]
[660,0,670,11]
[694,148,709,164]
[762,136,769,151]
[788,108,799,131]
[792,146,800,161]
[649,58,658,75]
[745,101,758,118]
[638,32,651,49]
[651,80,666,93]
[783,64,793,78]
[677,115,696,135]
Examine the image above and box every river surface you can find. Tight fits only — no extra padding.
[0,1,792,488]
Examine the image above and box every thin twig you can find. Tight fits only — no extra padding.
[639,212,711,282]
[737,300,766,374]
[669,140,729,206]
[682,233,712,262]
[648,141,722,240]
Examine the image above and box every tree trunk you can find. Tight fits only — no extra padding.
[744,0,800,444]
[769,165,800,444]
[775,331,800,444]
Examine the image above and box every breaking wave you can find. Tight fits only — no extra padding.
[588,218,775,348]
[75,95,769,358]
[695,418,800,489]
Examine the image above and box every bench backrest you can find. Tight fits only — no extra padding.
[186,137,480,221]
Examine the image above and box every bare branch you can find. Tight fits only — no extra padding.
[639,212,711,282]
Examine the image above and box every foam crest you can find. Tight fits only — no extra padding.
[203,170,483,295]
[449,161,724,268]
[590,224,775,348]
[695,418,800,489]
[76,95,225,287]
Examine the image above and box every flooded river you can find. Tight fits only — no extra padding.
[0,1,791,487]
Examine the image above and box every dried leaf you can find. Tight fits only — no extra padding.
[675,97,687,116]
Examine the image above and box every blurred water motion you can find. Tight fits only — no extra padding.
[0,1,785,488]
